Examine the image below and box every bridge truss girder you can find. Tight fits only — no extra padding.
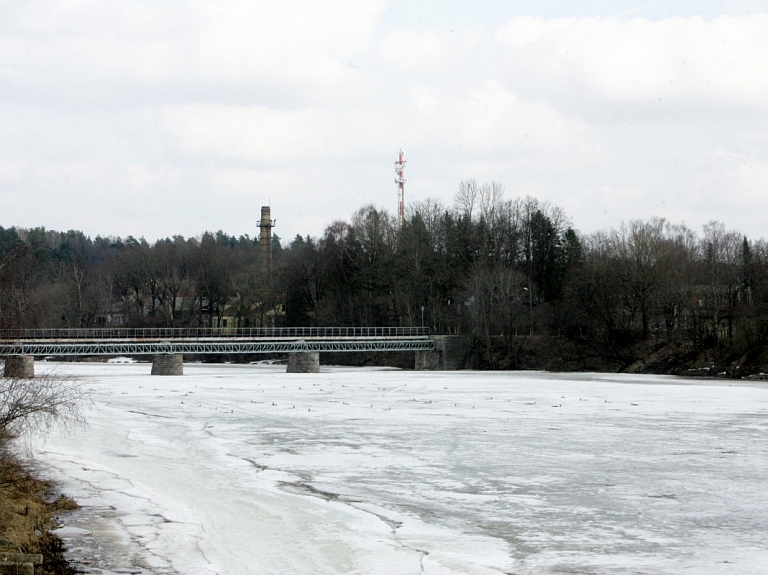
[0,339,435,356]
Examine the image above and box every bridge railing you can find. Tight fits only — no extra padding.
[0,327,431,340]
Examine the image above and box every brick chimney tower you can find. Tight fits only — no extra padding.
[259,206,274,279]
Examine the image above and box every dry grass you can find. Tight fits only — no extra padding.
[0,451,79,574]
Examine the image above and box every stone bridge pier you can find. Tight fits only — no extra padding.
[151,354,184,375]
[2,355,35,378]
[286,351,320,373]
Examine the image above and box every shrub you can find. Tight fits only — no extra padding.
[0,372,89,449]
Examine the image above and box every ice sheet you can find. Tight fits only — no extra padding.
[34,363,768,574]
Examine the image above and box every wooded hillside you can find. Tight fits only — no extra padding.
[3,180,767,375]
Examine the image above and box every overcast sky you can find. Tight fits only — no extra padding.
[2,0,768,242]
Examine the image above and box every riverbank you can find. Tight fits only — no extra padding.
[451,334,768,378]
[0,451,78,575]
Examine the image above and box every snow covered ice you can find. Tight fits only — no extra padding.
[34,363,768,574]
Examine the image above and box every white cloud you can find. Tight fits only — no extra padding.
[165,80,605,173]
[405,80,594,156]
[163,101,400,164]
[495,15,768,109]
[0,160,30,183]
[164,104,327,162]
[3,4,768,241]
[192,0,386,96]
[0,0,386,107]
[380,29,479,75]
[595,184,648,203]
[712,158,768,211]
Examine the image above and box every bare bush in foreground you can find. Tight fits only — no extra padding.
[0,372,89,448]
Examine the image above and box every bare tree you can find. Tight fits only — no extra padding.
[0,372,89,448]
[454,179,480,221]
[478,181,505,224]
[701,221,743,344]
[611,218,670,339]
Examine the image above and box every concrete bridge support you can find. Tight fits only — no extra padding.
[287,351,320,373]
[151,354,184,376]
[3,355,35,378]
[415,335,472,371]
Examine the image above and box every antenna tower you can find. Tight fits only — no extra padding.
[394,149,406,228]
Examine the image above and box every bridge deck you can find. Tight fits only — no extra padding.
[0,328,435,356]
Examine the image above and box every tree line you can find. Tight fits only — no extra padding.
[2,180,767,370]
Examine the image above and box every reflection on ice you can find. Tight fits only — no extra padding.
[36,363,768,574]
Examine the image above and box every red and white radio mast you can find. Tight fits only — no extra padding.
[394,149,407,228]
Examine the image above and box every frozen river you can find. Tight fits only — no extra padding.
[34,362,768,574]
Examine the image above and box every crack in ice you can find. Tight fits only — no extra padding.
[241,456,432,573]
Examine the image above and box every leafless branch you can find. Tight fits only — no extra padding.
[0,370,90,448]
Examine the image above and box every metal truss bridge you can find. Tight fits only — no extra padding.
[0,327,434,356]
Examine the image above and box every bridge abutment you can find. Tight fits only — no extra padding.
[286,351,320,373]
[415,335,472,370]
[151,354,184,376]
[3,355,35,378]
